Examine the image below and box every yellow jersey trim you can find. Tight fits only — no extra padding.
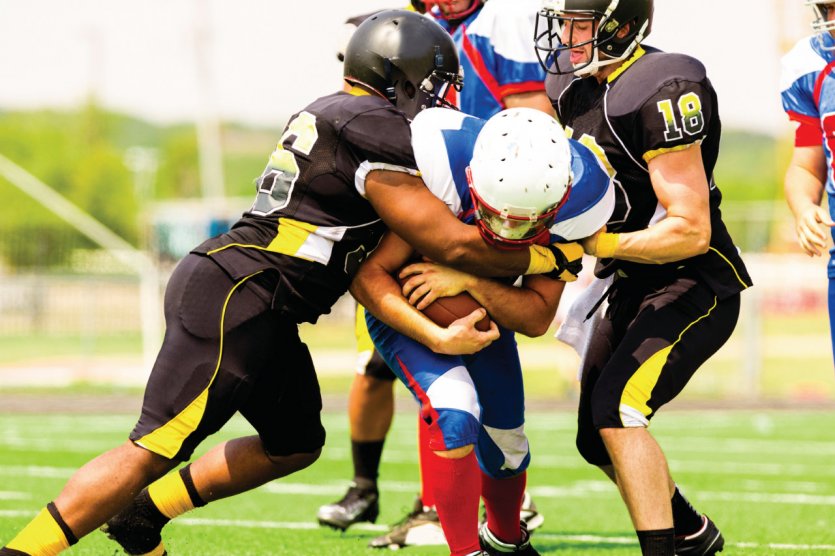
[607,46,646,83]
[642,141,701,163]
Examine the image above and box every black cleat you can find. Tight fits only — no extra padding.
[368,496,445,548]
[675,514,724,555]
[316,483,379,531]
[479,521,540,555]
[101,489,169,556]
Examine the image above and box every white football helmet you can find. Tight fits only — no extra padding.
[467,107,572,248]
[808,1,835,36]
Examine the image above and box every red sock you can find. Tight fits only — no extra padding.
[418,414,436,507]
[430,450,481,556]
[481,471,526,544]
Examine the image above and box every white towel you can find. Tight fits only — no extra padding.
[555,274,613,381]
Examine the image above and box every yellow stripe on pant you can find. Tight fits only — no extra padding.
[136,271,262,459]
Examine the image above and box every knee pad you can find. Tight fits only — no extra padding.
[478,424,530,479]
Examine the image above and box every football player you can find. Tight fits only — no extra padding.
[321,0,556,546]
[781,1,835,364]
[535,0,752,555]
[0,11,577,556]
[351,106,613,556]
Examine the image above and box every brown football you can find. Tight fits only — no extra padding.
[397,273,492,332]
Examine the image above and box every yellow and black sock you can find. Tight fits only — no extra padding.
[3,502,77,556]
[148,464,206,520]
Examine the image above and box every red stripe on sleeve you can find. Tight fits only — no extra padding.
[460,26,504,106]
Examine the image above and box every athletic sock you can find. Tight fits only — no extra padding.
[4,502,77,556]
[351,439,385,489]
[148,464,206,520]
[671,484,704,536]
[636,528,675,556]
[417,414,436,507]
[481,471,526,544]
[430,450,481,556]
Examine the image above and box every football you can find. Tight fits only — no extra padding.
[397,273,492,332]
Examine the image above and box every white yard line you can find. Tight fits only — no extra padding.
[3,509,830,552]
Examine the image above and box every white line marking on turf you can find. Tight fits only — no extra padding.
[0,492,29,500]
[1,508,834,551]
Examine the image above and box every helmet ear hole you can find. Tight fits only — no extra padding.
[403,81,417,99]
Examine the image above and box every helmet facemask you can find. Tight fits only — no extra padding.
[535,0,652,78]
[467,167,570,248]
[388,55,463,120]
[808,1,835,49]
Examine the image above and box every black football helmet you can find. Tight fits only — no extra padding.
[534,0,653,77]
[343,9,463,120]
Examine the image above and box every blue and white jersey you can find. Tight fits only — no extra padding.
[781,33,835,196]
[411,107,615,241]
[780,32,835,273]
[438,0,546,119]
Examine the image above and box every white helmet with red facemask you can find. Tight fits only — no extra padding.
[467,108,572,248]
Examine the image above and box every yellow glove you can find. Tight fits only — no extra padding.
[526,242,584,282]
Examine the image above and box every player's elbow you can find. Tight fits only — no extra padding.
[689,225,711,256]
[432,241,472,268]
[519,310,556,338]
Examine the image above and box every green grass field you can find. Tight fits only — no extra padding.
[1,409,835,555]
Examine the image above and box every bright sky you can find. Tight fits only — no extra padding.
[0,0,809,136]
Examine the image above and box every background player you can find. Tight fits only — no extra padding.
[0,11,575,556]
[780,0,835,364]
[318,1,555,547]
[535,0,751,554]
[352,106,613,556]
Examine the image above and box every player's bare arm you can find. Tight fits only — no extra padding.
[350,231,499,355]
[582,145,711,264]
[365,169,542,277]
[784,144,835,256]
[503,90,555,117]
[399,262,564,338]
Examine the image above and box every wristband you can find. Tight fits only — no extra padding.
[594,232,620,259]
[526,245,556,275]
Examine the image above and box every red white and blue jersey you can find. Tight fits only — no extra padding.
[781,33,835,195]
[781,33,835,240]
[438,0,546,119]
[411,107,615,243]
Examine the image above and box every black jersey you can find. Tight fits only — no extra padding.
[193,91,418,323]
[546,46,751,299]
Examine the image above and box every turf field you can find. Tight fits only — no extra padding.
[1,408,834,555]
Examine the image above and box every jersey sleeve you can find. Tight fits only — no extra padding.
[343,107,420,198]
[635,76,716,163]
[549,140,614,242]
[780,37,824,147]
[410,108,484,217]
[465,0,546,97]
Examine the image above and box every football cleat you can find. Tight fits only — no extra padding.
[675,514,724,555]
[368,496,445,549]
[479,521,540,555]
[316,483,379,531]
[519,491,544,533]
[101,489,169,556]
